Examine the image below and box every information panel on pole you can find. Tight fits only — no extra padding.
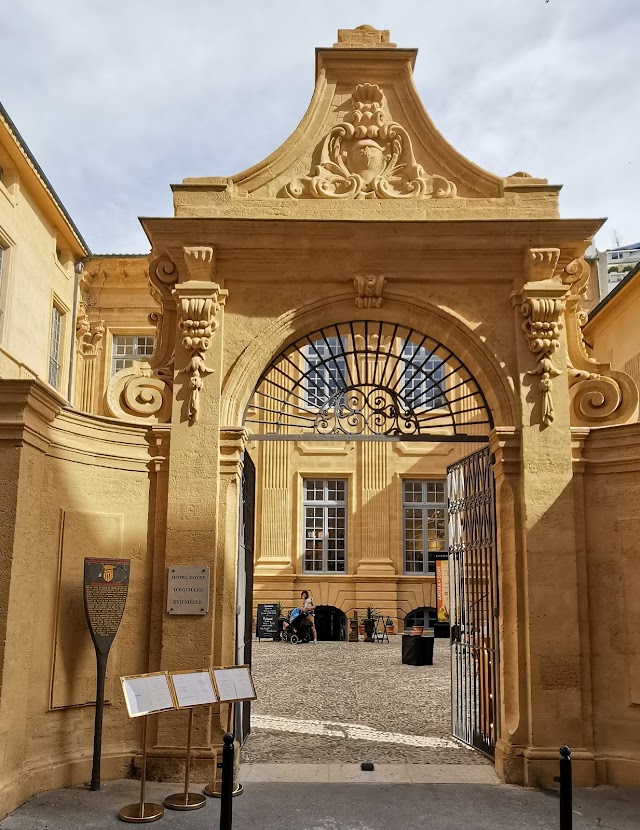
[212,666,257,702]
[121,671,177,718]
[168,670,218,709]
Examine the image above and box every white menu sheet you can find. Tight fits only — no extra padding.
[170,671,218,708]
[212,667,256,702]
[121,673,175,718]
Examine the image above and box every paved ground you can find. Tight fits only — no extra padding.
[3,779,640,830]
[244,637,487,764]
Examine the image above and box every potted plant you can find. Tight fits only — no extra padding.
[361,606,378,643]
[385,617,395,636]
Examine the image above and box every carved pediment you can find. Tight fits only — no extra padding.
[174,25,562,218]
[286,83,456,200]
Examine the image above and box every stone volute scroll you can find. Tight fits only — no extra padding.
[177,247,228,424]
[562,257,639,426]
[104,254,176,424]
[285,83,457,200]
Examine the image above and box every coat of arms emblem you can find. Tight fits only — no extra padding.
[102,564,114,583]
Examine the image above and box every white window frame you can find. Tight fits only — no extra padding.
[302,478,348,573]
[111,334,155,375]
[402,479,447,574]
[48,304,64,389]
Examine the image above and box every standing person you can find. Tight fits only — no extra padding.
[300,590,317,643]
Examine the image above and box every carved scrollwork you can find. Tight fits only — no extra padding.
[521,297,565,426]
[562,257,639,425]
[105,362,172,424]
[286,83,457,200]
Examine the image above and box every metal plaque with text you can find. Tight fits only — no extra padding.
[83,558,130,656]
[167,565,210,615]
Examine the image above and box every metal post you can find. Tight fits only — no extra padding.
[558,745,572,830]
[90,650,108,790]
[118,715,164,822]
[219,732,235,830]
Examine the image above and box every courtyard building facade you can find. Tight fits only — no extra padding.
[1,24,640,819]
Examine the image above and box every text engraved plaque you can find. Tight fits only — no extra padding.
[167,566,210,615]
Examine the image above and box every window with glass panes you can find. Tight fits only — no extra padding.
[304,337,346,408]
[400,341,445,409]
[48,306,63,388]
[303,479,347,573]
[112,335,155,374]
[403,480,447,573]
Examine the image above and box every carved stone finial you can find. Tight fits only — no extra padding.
[521,296,566,426]
[286,84,456,200]
[334,25,396,48]
[354,274,386,308]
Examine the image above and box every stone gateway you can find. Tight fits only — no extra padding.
[0,24,640,818]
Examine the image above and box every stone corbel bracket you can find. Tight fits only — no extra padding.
[176,251,228,423]
[104,253,177,424]
[353,274,387,308]
[520,293,565,426]
[514,248,567,426]
[562,257,639,426]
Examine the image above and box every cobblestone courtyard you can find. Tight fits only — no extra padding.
[244,637,489,765]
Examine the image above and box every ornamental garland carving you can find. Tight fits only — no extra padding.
[286,83,457,200]
[562,257,638,425]
[521,296,565,426]
[178,286,227,423]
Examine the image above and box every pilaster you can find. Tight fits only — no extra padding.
[505,248,595,786]
[254,440,294,575]
[357,441,394,575]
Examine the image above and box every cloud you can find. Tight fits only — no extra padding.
[1,0,638,252]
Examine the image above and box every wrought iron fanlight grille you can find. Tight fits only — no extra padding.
[246,322,492,439]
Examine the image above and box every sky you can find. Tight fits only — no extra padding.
[1,0,638,254]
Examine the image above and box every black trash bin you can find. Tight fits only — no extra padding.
[401,633,435,666]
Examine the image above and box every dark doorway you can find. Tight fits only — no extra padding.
[404,606,437,631]
[315,605,346,641]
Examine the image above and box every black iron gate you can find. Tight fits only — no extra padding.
[447,446,499,757]
[236,450,255,743]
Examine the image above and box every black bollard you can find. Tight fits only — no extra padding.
[558,745,572,830]
[219,732,235,830]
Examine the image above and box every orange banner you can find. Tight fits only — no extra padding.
[436,555,450,623]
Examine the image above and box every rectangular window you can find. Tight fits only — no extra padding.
[48,305,63,388]
[401,341,445,410]
[112,334,155,375]
[403,479,447,574]
[610,252,622,260]
[303,478,347,573]
[304,337,347,409]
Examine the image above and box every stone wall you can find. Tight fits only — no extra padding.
[0,380,163,817]
[579,423,640,786]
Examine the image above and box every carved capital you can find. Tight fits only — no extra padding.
[525,248,560,282]
[354,274,386,308]
[183,246,216,282]
[175,281,228,423]
[75,308,105,357]
[219,428,248,479]
[516,289,566,426]
[286,83,456,200]
[489,427,521,480]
